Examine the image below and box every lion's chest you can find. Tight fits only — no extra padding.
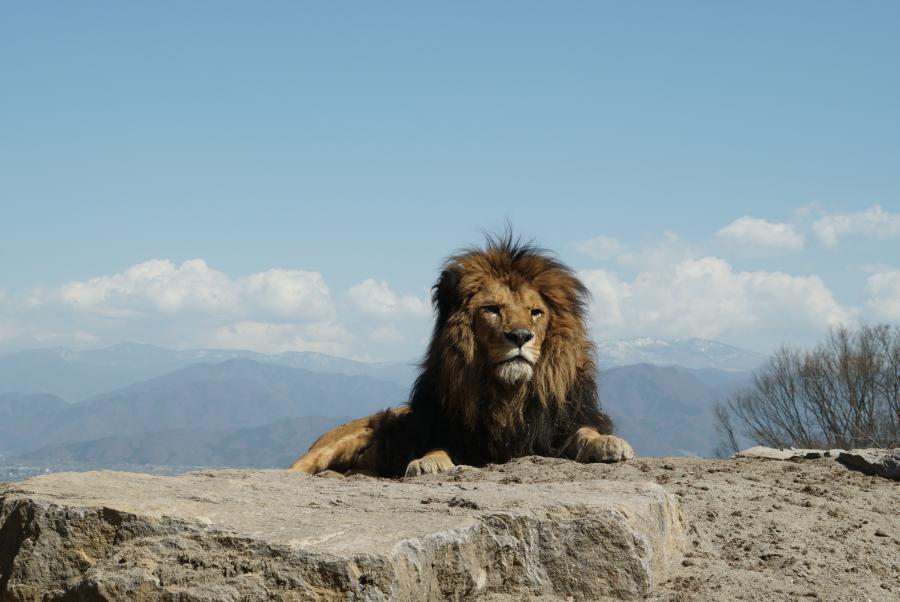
[437,406,558,465]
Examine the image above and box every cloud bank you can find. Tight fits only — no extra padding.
[865,270,900,322]
[715,217,805,250]
[57,259,334,321]
[813,205,900,247]
[0,260,430,359]
[580,257,853,345]
[3,204,897,360]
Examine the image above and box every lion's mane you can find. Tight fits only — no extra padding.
[374,234,613,475]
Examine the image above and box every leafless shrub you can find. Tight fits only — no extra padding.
[713,401,740,457]
[716,324,900,451]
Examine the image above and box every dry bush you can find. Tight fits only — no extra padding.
[716,324,900,453]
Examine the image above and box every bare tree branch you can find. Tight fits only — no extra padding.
[717,324,900,451]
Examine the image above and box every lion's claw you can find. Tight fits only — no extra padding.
[405,451,455,477]
[582,434,635,463]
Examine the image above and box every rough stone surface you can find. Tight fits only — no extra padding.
[416,456,899,601]
[613,456,898,601]
[734,446,844,461]
[736,446,900,482]
[0,464,683,601]
[836,448,900,481]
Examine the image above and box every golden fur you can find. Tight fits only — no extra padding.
[430,241,591,433]
[290,234,633,477]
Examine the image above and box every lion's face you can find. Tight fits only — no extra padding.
[468,279,549,385]
[428,237,593,427]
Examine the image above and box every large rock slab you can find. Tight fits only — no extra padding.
[836,448,900,481]
[734,446,844,460]
[735,446,900,481]
[0,467,683,601]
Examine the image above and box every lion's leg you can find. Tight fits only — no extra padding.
[404,449,455,477]
[288,415,381,475]
[563,426,634,463]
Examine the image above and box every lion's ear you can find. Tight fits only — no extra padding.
[432,269,461,320]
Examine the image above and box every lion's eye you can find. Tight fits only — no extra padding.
[483,305,501,315]
[531,308,544,318]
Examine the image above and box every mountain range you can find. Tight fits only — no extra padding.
[600,363,748,457]
[10,416,346,469]
[0,343,417,402]
[0,359,405,455]
[0,339,764,470]
[0,337,763,402]
[595,337,766,372]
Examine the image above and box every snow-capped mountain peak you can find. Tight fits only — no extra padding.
[596,337,767,372]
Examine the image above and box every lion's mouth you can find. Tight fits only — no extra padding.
[495,354,535,384]
[500,354,534,366]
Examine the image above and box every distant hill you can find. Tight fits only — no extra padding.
[0,338,765,463]
[599,363,751,457]
[10,416,346,468]
[0,392,68,417]
[0,338,763,402]
[0,343,416,401]
[596,337,767,372]
[1,359,407,455]
[0,393,70,456]
[4,358,752,463]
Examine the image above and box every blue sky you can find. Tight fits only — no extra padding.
[2,2,899,360]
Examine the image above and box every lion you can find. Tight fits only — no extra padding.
[289,234,634,477]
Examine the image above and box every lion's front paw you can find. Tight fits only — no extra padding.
[405,450,455,477]
[581,434,635,463]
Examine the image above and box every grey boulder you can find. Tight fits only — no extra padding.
[734,446,843,460]
[0,466,683,601]
[836,448,900,481]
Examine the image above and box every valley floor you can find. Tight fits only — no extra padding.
[0,462,205,483]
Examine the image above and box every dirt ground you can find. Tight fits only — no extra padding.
[429,455,900,602]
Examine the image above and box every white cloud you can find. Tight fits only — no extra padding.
[206,321,352,356]
[1,259,347,355]
[347,279,430,318]
[0,321,18,345]
[55,259,333,322]
[716,217,805,250]
[241,269,334,320]
[4,240,890,360]
[0,260,443,360]
[59,259,234,317]
[368,325,405,345]
[865,270,900,322]
[575,231,699,270]
[578,269,625,330]
[812,205,900,247]
[616,231,697,270]
[580,256,854,344]
[575,236,623,260]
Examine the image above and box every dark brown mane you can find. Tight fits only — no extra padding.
[290,232,631,478]
[374,233,612,474]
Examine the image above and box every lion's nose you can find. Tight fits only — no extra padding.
[505,328,534,347]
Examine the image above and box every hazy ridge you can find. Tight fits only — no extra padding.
[0,339,760,473]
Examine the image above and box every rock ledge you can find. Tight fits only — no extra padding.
[735,446,900,481]
[0,466,683,601]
